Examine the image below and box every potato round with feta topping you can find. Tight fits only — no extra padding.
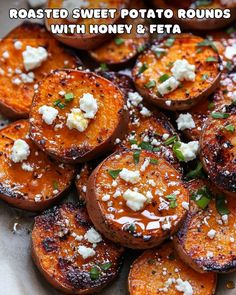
[133,34,221,111]
[0,22,79,119]
[128,241,217,295]
[85,149,189,249]
[200,104,236,196]
[46,0,129,50]
[175,179,236,273]
[0,120,75,211]
[30,70,128,163]
[32,203,124,294]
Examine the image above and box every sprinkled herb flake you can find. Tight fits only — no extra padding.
[99,63,109,71]
[54,99,65,109]
[159,74,170,83]
[216,195,230,216]
[114,37,125,45]
[145,80,156,89]
[166,194,177,208]
[191,186,212,209]
[165,37,175,47]
[208,102,215,110]
[90,266,100,280]
[138,63,148,75]
[225,124,235,133]
[197,39,218,52]
[211,112,230,119]
[164,135,177,146]
[150,158,158,165]
[64,92,74,102]
[186,161,206,180]
[133,150,141,164]
[108,169,122,179]
[173,142,185,162]
[99,262,112,271]
[205,56,218,63]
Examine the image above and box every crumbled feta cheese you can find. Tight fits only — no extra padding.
[158,77,179,96]
[14,41,22,50]
[123,189,147,211]
[224,44,236,60]
[78,245,96,259]
[207,251,214,258]
[63,0,89,22]
[22,162,34,172]
[2,51,9,59]
[80,93,98,119]
[38,105,58,125]
[222,214,228,225]
[12,78,22,85]
[10,139,30,163]
[84,228,102,244]
[28,0,47,7]
[178,141,199,162]
[119,168,140,184]
[20,72,35,83]
[128,92,143,106]
[140,107,151,117]
[176,113,196,130]
[165,100,172,106]
[229,91,236,102]
[171,59,196,82]
[140,158,150,172]
[207,229,216,240]
[182,202,189,210]
[175,278,193,295]
[162,133,169,140]
[66,108,89,132]
[102,194,110,202]
[23,46,48,71]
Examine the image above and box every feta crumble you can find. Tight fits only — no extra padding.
[175,278,193,295]
[177,141,199,162]
[123,189,147,211]
[207,229,216,239]
[80,93,98,119]
[224,44,236,60]
[119,168,140,184]
[128,92,143,106]
[78,245,96,259]
[23,46,48,71]
[171,59,196,82]
[158,77,179,96]
[10,139,30,163]
[38,106,58,125]
[84,228,102,244]
[14,41,22,50]
[66,108,89,132]
[176,113,196,130]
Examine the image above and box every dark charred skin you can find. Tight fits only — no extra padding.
[0,120,75,211]
[174,179,236,273]
[200,104,236,194]
[32,203,124,294]
[30,70,128,164]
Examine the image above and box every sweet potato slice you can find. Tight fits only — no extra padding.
[128,241,217,295]
[89,0,150,65]
[200,104,236,196]
[0,22,79,119]
[152,0,236,31]
[30,70,128,163]
[174,179,236,273]
[133,34,221,111]
[46,0,129,50]
[176,72,236,141]
[32,203,124,294]
[85,149,189,249]
[0,120,75,211]
[75,163,93,202]
[98,71,183,173]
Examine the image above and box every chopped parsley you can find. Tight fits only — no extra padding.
[90,266,100,280]
[98,262,112,271]
[197,39,218,52]
[225,124,235,133]
[202,74,209,81]
[216,195,230,216]
[163,135,178,146]
[114,37,125,45]
[165,37,175,47]
[99,63,108,71]
[186,161,206,180]
[159,74,170,83]
[145,80,156,89]
[211,112,230,119]
[138,63,148,75]
[150,158,158,165]
[53,99,65,109]
[173,142,185,162]
[166,194,177,208]
[205,56,218,63]
[191,186,212,209]
[133,150,141,164]
[108,169,122,179]
[64,92,74,102]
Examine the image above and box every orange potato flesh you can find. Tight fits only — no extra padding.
[30,70,128,163]
[86,150,189,249]
[0,23,78,118]
[133,34,221,110]
[75,164,93,202]
[177,72,235,141]
[32,203,124,294]
[175,180,236,273]
[0,120,75,211]
[89,0,150,65]
[46,0,129,50]
[200,104,236,196]
[128,241,217,295]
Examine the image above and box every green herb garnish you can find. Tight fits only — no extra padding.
[211,112,230,119]
[164,135,177,146]
[145,80,156,89]
[64,92,74,102]
[216,195,230,215]
[53,181,59,190]
[133,151,141,164]
[54,99,65,109]
[99,262,112,271]
[150,158,158,165]
[173,142,185,162]
[166,194,177,208]
[225,124,235,133]
[114,37,125,45]
[206,56,218,63]
[138,63,148,75]
[159,74,170,83]
[208,102,215,110]
[139,141,153,151]
[191,186,212,209]
[186,161,205,180]
[108,169,122,179]
[99,63,108,71]
[197,39,217,52]
[165,37,175,47]
[90,267,100,280]
[202,74,209,81]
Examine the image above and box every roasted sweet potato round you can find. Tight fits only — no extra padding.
[30,70,128,163]
[98,71,183,173]
[200,104,236,196]
[128,241,217,295]
[89,0,150,65]
[0,22,79,119]
[0,120,75,211]
[133,34,222,111]
[46,0,129,50]
[32,203,124,294]
[85,149,189,249]
[176,72,236,141]
[152,0,236,31]
[175,179,236,273]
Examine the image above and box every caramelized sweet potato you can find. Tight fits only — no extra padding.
[46,0,129,50]
[32,203,124,294]
[152,0,236,31]
[175,179,236,273]
[98,71,183,173]
[89,0,150,65]
[85,149,189,249]
[75,163,93,202]
[176,72,235,141]
[30,70,128,163]
[0,22,79,119]
[200,104,236,196]
[133,34,221,111]
[128,241,217,295]
[0,120,75,211]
